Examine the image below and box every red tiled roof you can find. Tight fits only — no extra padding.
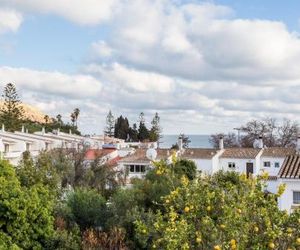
[220,148,261,159]
[85,149,115,161]
[278,154,300,179]
[106,156,123,167]
[262,147,296,158]
[120,148,171,163]
[180,148,218,159]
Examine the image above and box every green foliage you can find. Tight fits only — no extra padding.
[105,110,115,137]
[0,160,55,249]
[66,188,107,230]
[174,159,197,180]
[0,83,24,132]
[135,171,300,249]
[149,112,162,142]
[114,115,130,140]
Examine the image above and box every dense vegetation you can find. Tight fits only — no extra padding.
[105,111,162,143]
[0,83,81,134]
[1,149,299,249]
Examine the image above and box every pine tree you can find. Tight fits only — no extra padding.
[149,112,162,143]
[129,123,139,142]
[73,108,80,127]
[138,112,149,141]
[0,83,24,132]
[104,110,115,137]
[114,115,129,139]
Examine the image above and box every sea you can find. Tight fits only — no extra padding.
[159,134,212,149]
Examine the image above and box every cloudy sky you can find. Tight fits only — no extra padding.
[1,0,300,135]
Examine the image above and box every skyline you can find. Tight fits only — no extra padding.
[1,1,300,134]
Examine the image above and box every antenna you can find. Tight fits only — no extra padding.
[146,148,157,161]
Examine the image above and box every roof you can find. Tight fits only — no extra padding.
[106,156,123,167]
[85,149,116,161]
[261,147,296,158]
[278,154,300,179]
[180,148,219,159]
[220,148,261,159]
[120,148,171,163]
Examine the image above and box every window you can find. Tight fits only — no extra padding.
[141,165,146,173]
[135,165,141,173]
[4,144,9,153]
[274,162,280,168]
[263,161,271,167]
[293,191,300,204]
[26,143,30,151]
[130,165,134,172]
[228,162,236,168]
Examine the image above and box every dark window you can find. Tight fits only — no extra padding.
[130,165,134,172]
[263,161,271,167]
[141,165,146,173]
[274,162,280,168]
[135,165,141,172]
[4,144,9,153]
[228,162,235,168]
[293,191,300,204]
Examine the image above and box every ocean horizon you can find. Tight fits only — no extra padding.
[159,134,212,149]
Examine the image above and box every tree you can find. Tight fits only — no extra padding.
[73,108,80,127]
[66,188,107,230]
[0,160,55,249]
[104,110,115,137]
[0,83,24,132]
[129,123,139,142]
[174,159,197,180]
[135,170,300,249]
[56,114,63,127]
[138,112,149,141]
[149,112,162,144]
[71,112,76,127]
[114,116,130,140]
[179,133,191,149]
[209,133,239,149]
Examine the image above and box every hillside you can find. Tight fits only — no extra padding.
[0,102,46,123]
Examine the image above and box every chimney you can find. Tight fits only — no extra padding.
[69,129,72,135]
[57,128,60,135]
[258,136,263,149]
[1,124,4,132]
[178,138,183,151]
[42,127,45,135]
[26,128,28,133]
[219,136,224,150]
[21,125,25,133]
[297,135,300,152]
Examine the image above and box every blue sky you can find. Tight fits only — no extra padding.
[1,0,300,135]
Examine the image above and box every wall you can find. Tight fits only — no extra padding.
[219,158,258,175]
[259,157,285,176]
[191,159,213,175]
[278,179,300,212]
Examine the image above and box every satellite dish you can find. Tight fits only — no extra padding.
[146,148,157,161]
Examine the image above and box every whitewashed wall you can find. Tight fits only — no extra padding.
[278,180,300,212]
[259,157,285,176]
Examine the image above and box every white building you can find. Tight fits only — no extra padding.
[277,154,300,213]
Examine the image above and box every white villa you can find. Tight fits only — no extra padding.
[116,136,300,213]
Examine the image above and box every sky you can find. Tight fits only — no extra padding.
[1,0,300,135]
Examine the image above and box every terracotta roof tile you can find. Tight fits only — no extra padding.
[180,148,218,159]
[120,148,171,163]
[262,147,296,157]
[85,149,115,161]
[278,154,300,179]
[220,148,261,159]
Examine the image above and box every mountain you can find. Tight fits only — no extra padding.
[0,102,46,123]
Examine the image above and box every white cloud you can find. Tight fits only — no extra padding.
[0,66,102,98]
[1,0,118,25]
[0,8,22,34]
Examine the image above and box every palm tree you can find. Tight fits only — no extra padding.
[73,108,80,127]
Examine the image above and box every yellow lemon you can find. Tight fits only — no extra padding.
[296,238,300,245]
[268,242,275,249]
[214,245,221,250]
[237,209,242,214]
[220,224,226,229]
[254,226,259,233]
[196,237,202,243]
[184,206,190,213]
[206,206,212,212]
[230,239,236,245]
